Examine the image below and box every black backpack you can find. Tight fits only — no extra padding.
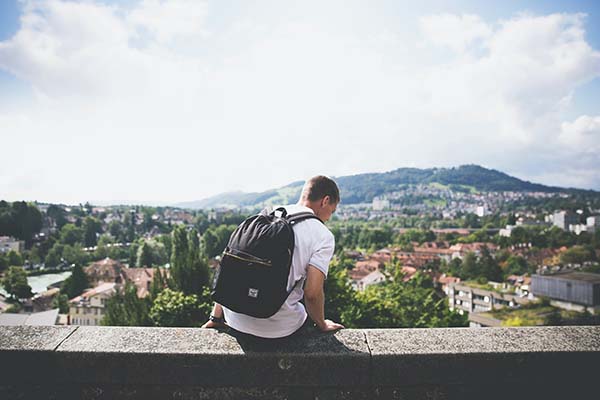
[211,207,322,318]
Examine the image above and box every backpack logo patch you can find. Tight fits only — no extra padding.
[248,288,259,298]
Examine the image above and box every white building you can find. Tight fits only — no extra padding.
[372,197,390,211]
[476,206,489,217]
[68,282,117,326]
[499,225,515,237]
[587,216,600,231]
[553,211,578,231]
[351,269,386,291]
[569,224,588,235]
[0,236,23,254]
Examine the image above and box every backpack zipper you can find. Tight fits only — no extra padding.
[223,251,272,267]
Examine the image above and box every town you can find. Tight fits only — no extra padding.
[1,190,599,329]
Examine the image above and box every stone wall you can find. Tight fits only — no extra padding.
[1,325,599,399]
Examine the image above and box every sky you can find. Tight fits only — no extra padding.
[0,0,599,205]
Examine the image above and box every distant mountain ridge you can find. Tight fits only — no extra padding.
[175,165,585,209]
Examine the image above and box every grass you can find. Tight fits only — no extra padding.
[485,305,554,326]
[482,302,589,327]
[424,198,447,207]
[428,182,449,190]
[462,280,516,295]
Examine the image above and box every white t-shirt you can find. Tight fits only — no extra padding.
[222,204,335,338]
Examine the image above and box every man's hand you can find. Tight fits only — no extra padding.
[202,303,227,329]
[201,320,228,329]
[318,319,345,333]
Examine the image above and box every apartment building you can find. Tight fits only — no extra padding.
[68,282,117,326]
[448,282,530,315]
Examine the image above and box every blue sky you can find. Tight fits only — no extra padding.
[0,0,599,204]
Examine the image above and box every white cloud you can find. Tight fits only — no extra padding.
[0,2,599,203]
[419,13,491,53]
[559,115,600,152]
[128,0,209,44]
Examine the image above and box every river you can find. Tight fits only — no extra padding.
[0,271,72,297]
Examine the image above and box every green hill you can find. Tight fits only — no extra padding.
[176,165,581,209]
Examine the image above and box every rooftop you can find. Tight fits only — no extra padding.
[0,309,59,326]
[536,272,600,284]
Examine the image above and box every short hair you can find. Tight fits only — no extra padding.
[300,175,340,204]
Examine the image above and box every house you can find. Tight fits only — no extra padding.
[122,267,165,298]
[68,282,117,326]
[349,260,384,291]
[399,266,417,282]
[85,258,124,286]
[343,250,365,261]
[351,269,387,291]
[447,282,530,315]
[506,275,532,297]
[0,309,59,326]
[448,242,498,259]
[436,274,461,295]
[371,249,392,264]
[22,287,60,313]
[0,236,24,254]
[412,242,453,262]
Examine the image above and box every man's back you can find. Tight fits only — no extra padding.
[221,204,335,338]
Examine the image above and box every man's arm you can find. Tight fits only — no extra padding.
[304,265,345,332]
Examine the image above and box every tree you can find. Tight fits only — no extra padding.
[61,264,90,299]
[59,224,84,246]
[27,246,42,264]
[0,253,8,273]
[135,239,168,267]
[45,243,65,268]
[0,201,42,244]
[349,272,468,329]
[47,205,68,230]
[460,252,480,280]
[170,225,189,290]
[560,245,595,265]
[128,243,138,267]
[155,234,173,260]
[504,255,531,277]
[201,225,236,258]
[7,250,23,266]
[83,217,102,247]
[102,282,152,326]
[51,293,69,313]
[108,220,123,240]
[137,241,154,267]
[478,247,502,282]
[186,229,210,292]
[170,227,210,296]
[1,266,32,300]
[324,257,361,326]
[149,266,168,300]
[201,228,219,258]
[62,244,89,266]
[149,288,206,327]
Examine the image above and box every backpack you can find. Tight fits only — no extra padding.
[210,207,322,318]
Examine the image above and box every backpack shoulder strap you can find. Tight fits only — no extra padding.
[287,211,323,226]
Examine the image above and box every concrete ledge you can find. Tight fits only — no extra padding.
[54,326,370,387]
[1,325,599,399]
[367,326,600,386]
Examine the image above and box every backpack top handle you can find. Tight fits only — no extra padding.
[270,207,288,219]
